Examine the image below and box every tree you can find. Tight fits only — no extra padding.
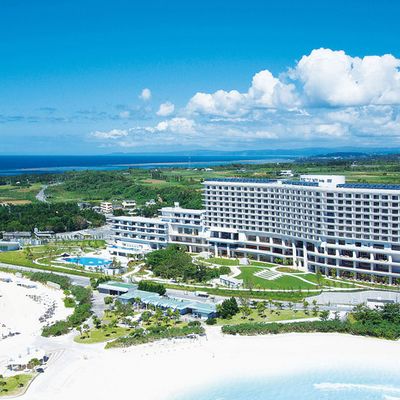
[256,301,266,317]
[239,297,251,319]
[320,310,329,321]
[138,280,166,295]
[217,297,239,319]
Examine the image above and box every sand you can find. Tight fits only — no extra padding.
[1,271,399,400]
[0,271,71,371]
[23,328,400,400]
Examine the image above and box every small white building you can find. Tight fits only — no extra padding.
[122,200,137,215]
[100,201,113,215]
[219,275,243,289]
[0,241,20,252]
[280,169,294,177]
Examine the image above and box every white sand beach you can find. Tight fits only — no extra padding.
[1,273,399,400]
[21,328,400,400]
[0,271,72,372]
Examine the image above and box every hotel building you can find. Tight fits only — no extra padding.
[110,176,400,284]
[110,202,209,256]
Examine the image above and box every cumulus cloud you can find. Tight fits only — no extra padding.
[150,117,195,134]
[186,48,400,118]
[91,129,128,139]
[139,88,152,101]
[187,71,298,117]
[89,48,400,151]
[292,48,400,106]
[156,102,175,116]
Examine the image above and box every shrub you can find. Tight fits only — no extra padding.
[63,297,75,308]
[42,320,70,337]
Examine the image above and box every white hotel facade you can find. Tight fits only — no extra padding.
[110,175,400,285]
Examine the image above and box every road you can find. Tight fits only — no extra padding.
[3,261,400,311]
[36,184,48,202]
[0,262,90,286]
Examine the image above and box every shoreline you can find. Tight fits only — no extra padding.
[22,329,400,400]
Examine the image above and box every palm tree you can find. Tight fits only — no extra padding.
[302,300,309,314]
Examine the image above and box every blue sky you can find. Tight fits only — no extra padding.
[1,0,400,154]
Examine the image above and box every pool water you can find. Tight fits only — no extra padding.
[63,257,112,267]
[175,368,400,400]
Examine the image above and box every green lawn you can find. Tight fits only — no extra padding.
[206,257,274,268]
[207,257,241,266]
[217,309,311,325]
[236,267,317,290]
[301,273,355,288]
[0,374,33,397]
[74,326,132,344]
[164,282,317,301]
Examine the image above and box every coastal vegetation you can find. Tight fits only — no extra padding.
[222,303,400,340]
[74,296,204,347]
[105,321,204,349]
[0,374,33,397]
[32,272,93,337]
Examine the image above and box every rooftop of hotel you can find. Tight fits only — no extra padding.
[161,206,205,214]
[112,215,166,223]
[204,176,400,191]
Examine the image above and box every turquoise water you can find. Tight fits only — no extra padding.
[63,256,111,267]
[176,368,400,400]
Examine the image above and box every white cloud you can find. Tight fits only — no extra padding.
[90,49,400,151]
[91,129,128,139]
[156,102,175,116]
[186,48,400,118]
[139,88,152,101]
[151,117,195,134]
[292,48,400,106]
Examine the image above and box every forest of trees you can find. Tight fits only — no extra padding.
[52,171,203,209]
[0,203,105,233]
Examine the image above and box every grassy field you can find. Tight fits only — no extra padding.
[236,267,317,290]
[217,309,311,325]
[74,326,132,344]
[0,374,33,397]
[0,183,41,204]
[4,157,400,205]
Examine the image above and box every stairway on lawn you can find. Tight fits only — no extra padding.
[254,269,282,281]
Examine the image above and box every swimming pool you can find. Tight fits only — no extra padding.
[63,257,112,267]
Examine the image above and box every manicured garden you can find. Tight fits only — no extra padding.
[217,309,309,325]
[222,303,400,341]
[164,282,317,301]
[0,240,106,277]
[75,325,132,344]
[236,267,317,290]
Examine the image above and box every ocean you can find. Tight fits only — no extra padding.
[176,368,400,400]
[0,155,295,176]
